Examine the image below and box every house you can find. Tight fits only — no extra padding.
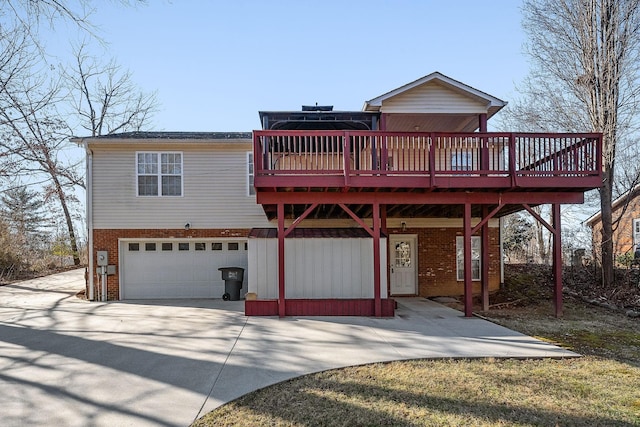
[76,72,602,318]
[585,184,640,263]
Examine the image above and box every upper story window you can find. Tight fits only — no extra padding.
[137,152,183,196]
[451,151,472,171]
[247,151,255,196]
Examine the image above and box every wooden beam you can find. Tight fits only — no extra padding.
[481,205,490,312]
[523,204,556,234]
[381,205,391,298]
[284,203,318,237]
[258,191,585,206]
[464,202,473,317]
[373,203,382,317]
[472,203,504,234]
[552,203,563,318]
[338,203,374,237]
[277,203,286,318]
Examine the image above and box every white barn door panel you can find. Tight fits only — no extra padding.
[247,236,387,300]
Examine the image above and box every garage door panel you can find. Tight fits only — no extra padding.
[121,239,248,299]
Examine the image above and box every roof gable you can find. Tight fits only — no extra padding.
[363,71,507,116]
[585,184,640,226]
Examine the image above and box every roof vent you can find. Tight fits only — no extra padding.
[301,105,333,112]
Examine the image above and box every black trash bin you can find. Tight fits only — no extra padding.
[219,267,244,301]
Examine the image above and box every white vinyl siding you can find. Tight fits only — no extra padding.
[92,146,271,229]
[248,237,388,299]
[456,236,481,281]
[381,81,487,114]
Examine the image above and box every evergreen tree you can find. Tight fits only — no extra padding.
[1,185,49,243]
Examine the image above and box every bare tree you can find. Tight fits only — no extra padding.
[66,42,158,136]
[517,0,640,287]
[2,0,146,48]
[0,82,84,265]
[0,1,153,270]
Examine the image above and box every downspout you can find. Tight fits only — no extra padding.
[84,140,95,301]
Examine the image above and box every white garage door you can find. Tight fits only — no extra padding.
[120,239,248,299]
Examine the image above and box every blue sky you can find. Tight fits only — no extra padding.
[81,0,527,132]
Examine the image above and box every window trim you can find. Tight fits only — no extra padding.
[247,151,255,196]
[634,218,640,248]
[136,151,184,197]
[456,236,481,281]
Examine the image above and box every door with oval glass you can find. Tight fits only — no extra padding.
[389,234,417,295]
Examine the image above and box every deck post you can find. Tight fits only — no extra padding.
[277,203,286,317]
[463,202,473,317]
[481,205,490,311]
[479,113,487,132]
[381,205,390,298]
[373,202,382,317]
[552,203,563,317]
[479,114,489,174]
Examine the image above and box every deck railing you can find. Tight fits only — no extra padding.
[253,131,602,189]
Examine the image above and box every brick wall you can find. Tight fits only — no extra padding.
[387,227,501,297]
[591,194,640,263]
[92,228,252,300]
[93,226,501,301]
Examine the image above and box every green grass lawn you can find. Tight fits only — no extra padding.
[193,300,640,427]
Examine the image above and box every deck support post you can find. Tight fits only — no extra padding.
[481,205,490,312]
[277,203,286,318]
[373,202,382,317]
[381,205,391,297]
[552,203,563,318]
[479,113,487,132]
[463,202,473,317]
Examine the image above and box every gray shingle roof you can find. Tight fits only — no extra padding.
[91,131,252,140]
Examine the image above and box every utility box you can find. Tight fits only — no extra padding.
[219,267,244,301]
[97,251,108,266]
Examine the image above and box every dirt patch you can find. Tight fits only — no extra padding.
[437,263,639,364]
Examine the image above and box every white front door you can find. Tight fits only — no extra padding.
[389,235,417,295]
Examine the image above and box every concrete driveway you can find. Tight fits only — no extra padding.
[0,269,577,427]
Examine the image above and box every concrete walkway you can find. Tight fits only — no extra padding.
[0,269,578,427]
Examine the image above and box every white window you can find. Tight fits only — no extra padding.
[247,151,255,196]
[137,152,182,196]
[634,218,640,248]
[456,236,481,281]
[451,151,472,171]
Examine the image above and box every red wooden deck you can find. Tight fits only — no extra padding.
[254,130,602,193]
[250,130,603,319]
